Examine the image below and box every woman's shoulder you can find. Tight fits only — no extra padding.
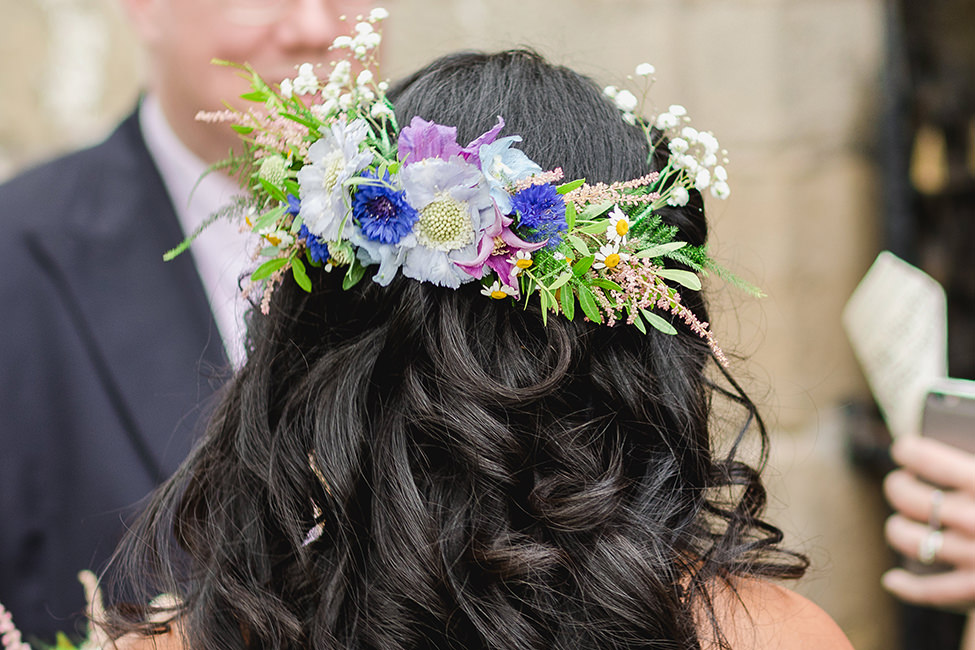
[703,577,855,650]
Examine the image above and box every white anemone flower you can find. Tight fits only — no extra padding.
[605,206,630,245]
[297,118,373,242]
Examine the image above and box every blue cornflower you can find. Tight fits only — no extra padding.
[286,193,301,216]
[510,183,567,247]
[299,224,330,264]
[352,171,419,245]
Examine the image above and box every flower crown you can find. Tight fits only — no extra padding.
[176,8,754,366]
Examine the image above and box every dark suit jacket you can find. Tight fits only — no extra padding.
[0,112,229,640]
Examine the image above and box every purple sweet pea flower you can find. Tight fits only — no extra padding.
[398,116,505,167]
[455,207,546,295]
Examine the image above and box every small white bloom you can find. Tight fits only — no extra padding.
[322,82,341,100]
[603,85,618,98]
[655,112,679,130]
[354,45,368,59]
[311,99,338,119]
[668,104,687,117]
[330,60,351,84]
[614,89,638,113]
[622,112,636,125]
[593,242,629,270]
[553,252,567,262]
[354,21,373,34]
[697,131,719,154]
[378,81,389,92]
[713,165,728,181]
[667,186,690,207]
[675,154,698,172]
[680,126,699,142]
[702,153,718,167]
[694,168,711,191]
[359,88,375,102]
[370,101,393,119]
[606,206,630,245]
[668,137,689,154]
[710,181,731,199]
[510,250,534,273]
[293,62,319,95]
[338,93,355,110]
[635,63,655,77]
[279,78,294,99]
[481,280,517,300]
[331,35,352,49]
[362,32,382,49]
[356,69,374,86]
[369,7,389,21]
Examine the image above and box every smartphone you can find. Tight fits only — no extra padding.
[902,379,975,574]
[921,379,975,453]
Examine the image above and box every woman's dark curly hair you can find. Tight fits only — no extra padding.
[109,50,806,649]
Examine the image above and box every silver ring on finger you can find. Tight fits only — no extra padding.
[918,527,944,565]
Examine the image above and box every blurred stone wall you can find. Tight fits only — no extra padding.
[0,0,895,647]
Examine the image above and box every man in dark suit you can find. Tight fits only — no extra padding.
[0,0,370,640]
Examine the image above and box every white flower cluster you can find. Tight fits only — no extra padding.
[277,10,392,122]
[603,64,730,206]
[664,121,729,203]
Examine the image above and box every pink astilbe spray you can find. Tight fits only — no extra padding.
[595,257,728,366]
[197,108,313,158]
[564,172,660,206]
[0,601,31,650]
[511,168,564,192]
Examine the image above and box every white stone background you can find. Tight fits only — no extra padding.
[0,0,896,647]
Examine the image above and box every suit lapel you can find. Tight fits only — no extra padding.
[29,114,229,479]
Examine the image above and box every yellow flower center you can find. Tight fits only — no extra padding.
[490,289,508,299]
[615,220,629,236]
[604,253,621,268]
[515,257,533,270]
[417,193,474,251]
[321,150,345,192]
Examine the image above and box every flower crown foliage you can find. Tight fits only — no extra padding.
[175,7,757,366]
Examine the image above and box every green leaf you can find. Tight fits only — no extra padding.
[240,90,270,102]
[590,278,624,292]
[656,268,702,291]
[231,124,254,135]
[258,177,287,203]
[343,259,367,290]
[632,312,647,334]
[566,234,591,257]
[251,257,289,281]
[580,201,613,220]
[564,201,577,229]
[556,178,585,194]
[572,255,595,277]
[577,221,608,235]
[291,257,312,292]
[633,241,687,258]
[55,632,79,649]
[548,271,573,291]
[281,112,319,130]
[560,284,576,320]
[252,204,287,232]
[577,285,601,322]
[641,308,678,335]
[539,289,552,313]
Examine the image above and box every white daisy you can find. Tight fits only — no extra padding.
[481,280,517,300]
[594,242,629,270]
[605,206,630,245]
[510,250,534,274]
